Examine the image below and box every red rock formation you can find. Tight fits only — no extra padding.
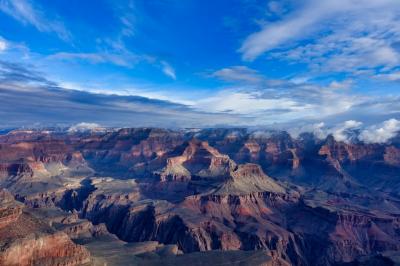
[156,139,236,181]
[215,163,287,195]
[76,128,185,177]
[0,190,91,266]
[0,189,23,229]
[0,231,91,266]
[288,149,300,170]
[384,146,400,167]
[319,137,383,163]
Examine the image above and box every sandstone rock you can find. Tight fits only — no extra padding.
[0,194,91,266]
[0,189,23,229]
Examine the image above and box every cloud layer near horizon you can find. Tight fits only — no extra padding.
[0,60,241,128]
[0,60,399,135]
[288,119,400,144]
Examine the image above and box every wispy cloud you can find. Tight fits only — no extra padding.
[207,65,362,123]
[211,66,263,83]
[161,61,176,80]
[202,69,400,127]
[0,37,7,52]
[0,60,56,86]
[112,0,136,37]
[48,50,176,81]
[48,51,141,68]
[375,71,400,82]
[195,83,358,124]
[0,0,71,41]
[328,79,353,90]
[239,0,400,77]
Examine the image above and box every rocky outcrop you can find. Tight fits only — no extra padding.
[0,190,91,266]
[78,162,301,264]
[0,189,23,229]
[156,139,236,181]
[0,162,34,180]
[289,149,300,170]
[76,128,186,177]
[158,159,192,181]
[214,163,287,195]
[384,146,400,167]
[0,231,91,266]
[0,138,93,194]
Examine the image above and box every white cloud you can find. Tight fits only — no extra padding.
[290,119,400,144]
[212,66,263,83]
[239,0,343,60]
[239,0,400,77]
[196,91,301,115]
[113,1,136,37]
[328,79,353,90]
[281,35,400,74]
[161,61,176,80]
[332,120,363,143]
[359,119,400,143]
[375,71,400,81]
[0,0,71,41]
[249,130,274,139]
[49,52,140,68]
[193,76,373,126]
[207,67,362,125]
[0,38,7,52]
[288,122,326,139]
[289,120,363,142]
[67,122,104,133]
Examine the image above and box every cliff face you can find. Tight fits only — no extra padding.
[80,188,302,262]
[76,128,186,177]
[0,134,94,213]
[76,162,303,263]
[0,138,92,185]
[0,232,91,266]
[286,198,400,265]
[156,139,236,182]
[179,191,304,261]
[63,176,400,265]
[0,189,91,266]
[0,189,23,229]
[384,146,400,166]
[214,163,287,195]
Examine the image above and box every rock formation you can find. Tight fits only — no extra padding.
[0,189,91,266]
[0,128,400,265]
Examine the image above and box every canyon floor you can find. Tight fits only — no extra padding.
[1,128,400,265]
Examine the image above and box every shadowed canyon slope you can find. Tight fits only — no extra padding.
[1,128,400,265]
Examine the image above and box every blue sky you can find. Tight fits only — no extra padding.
[0,0,400,133]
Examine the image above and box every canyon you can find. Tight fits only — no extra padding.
[1,127,400,265]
